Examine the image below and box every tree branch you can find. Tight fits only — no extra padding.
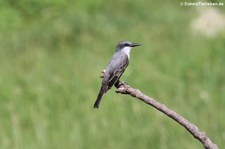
[99,70,218,149]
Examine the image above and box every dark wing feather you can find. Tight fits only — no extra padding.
[93,52,129,109]
[107,54,129,89]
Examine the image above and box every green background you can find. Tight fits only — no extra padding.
[0,0,224,148]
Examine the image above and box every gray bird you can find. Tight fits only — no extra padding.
[94,41,141,109]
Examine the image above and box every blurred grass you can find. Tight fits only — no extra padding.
[0,0,225,149]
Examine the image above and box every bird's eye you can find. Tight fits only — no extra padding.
[124,43,129,46]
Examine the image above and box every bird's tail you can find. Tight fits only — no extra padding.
[93,92,104,109]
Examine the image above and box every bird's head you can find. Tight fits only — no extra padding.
[116,40,141,58]
[116,41,141,51]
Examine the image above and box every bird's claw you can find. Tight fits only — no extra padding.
[115,82,129,94]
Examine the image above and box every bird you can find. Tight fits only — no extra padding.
[93,40,141,109]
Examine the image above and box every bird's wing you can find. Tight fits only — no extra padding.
[106,54,129,89]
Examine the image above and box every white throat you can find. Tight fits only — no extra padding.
[121,46,131,59]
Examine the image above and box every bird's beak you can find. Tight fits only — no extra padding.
[131,43,141,47]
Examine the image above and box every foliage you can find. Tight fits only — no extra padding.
[0,0,224,148]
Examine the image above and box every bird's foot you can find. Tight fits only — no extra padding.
[114,81,124,88]
[115,81,129,94]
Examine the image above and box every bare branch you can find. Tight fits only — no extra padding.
[99,70,218,149]
[115,81,218,149]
